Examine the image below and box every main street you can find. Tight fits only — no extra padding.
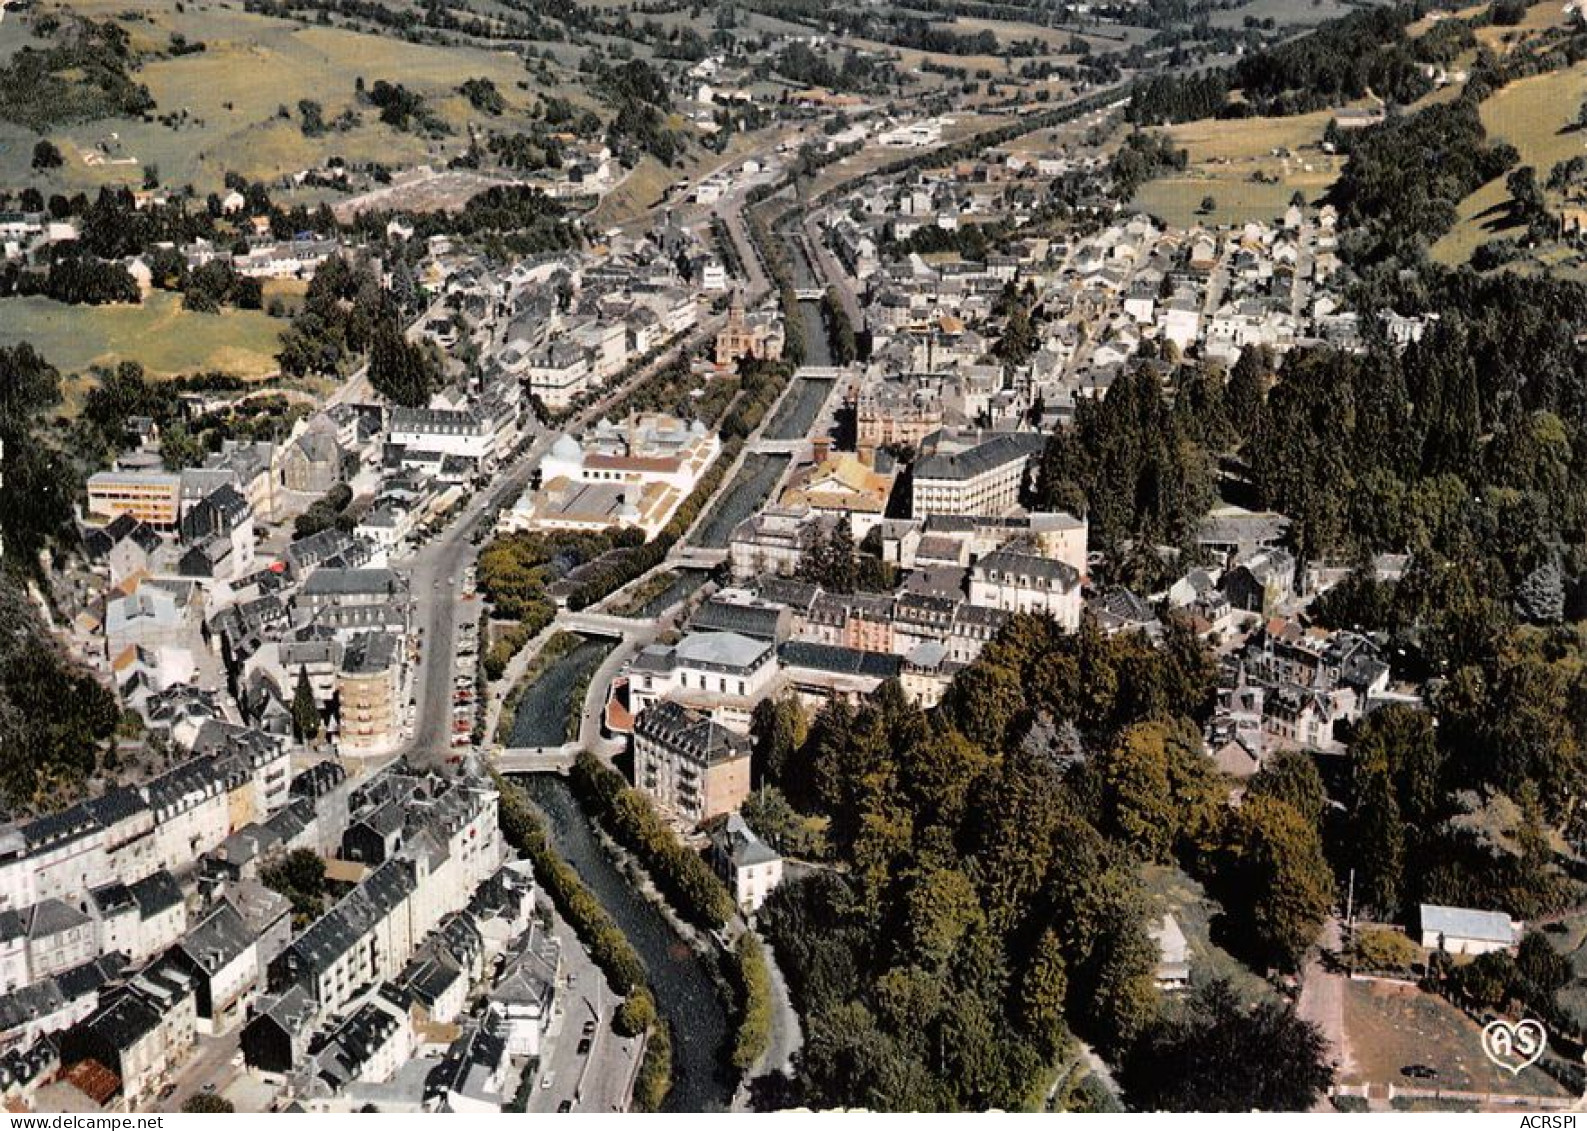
[396,310,729,766]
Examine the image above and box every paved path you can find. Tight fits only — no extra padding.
[401,315,725,767]
[757,930,802,1076]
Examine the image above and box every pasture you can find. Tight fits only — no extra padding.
[1131,107,1345,227]
[0,291,283,378]
[1431,65,1587,266]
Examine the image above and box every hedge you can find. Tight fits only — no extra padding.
[570,752,737,932]
[632,1025,674,1111]
[494,771,647,995]
[730,931,773,1072]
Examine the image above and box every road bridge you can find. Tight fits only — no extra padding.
[493,745,579,774]
[558,611,650,638]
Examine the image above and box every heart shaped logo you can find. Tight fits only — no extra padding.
[1481,1018,1547,1075]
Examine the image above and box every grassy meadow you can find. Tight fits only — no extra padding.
[1132,107,1345,227]
[0,291,284,378]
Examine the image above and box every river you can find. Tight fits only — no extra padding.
[764,377,835,441]
[507,635,617,747]
[688,453,791,548]
[516,774,735,1112]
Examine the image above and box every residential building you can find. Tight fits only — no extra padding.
[911,430,1044,518]
[634,700,753,823]
[169,901,258,1035]
[336,632,405,757]
[483,926,560,1058]
[968,545,1082,629]
[626,631,779,732]
[708,814,782,914]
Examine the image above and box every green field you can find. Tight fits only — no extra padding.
[1131,107,1345,227]
[1432,64,1587,266]
[0,291,283,378]
[0,0,549,193]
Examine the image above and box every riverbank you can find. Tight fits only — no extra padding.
[514,772,736,1111]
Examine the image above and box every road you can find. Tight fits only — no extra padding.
[398,313,727,766]
[1297,916,1355,1110]
[526,911,642,1113]
[155,1031,242,1113]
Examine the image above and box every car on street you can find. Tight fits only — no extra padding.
[541,1072,555,1090]
[577,1038,592,1056]
[557,1101,573,1114]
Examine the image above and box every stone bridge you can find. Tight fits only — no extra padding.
[558,610,649,637]
[493,744,579,774]
[670,546,729,570]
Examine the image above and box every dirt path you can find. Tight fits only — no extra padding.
[1298,917,1357,1108]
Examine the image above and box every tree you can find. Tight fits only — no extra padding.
[31,139,63,170]
[900,865,983,969]
[159,423,205,472]
[1096,722,1177,861]
[751,693,807,787]
[1347,764,1404,917]
[1014,928,1070,1060]
[1199,194,1217,214]
[182,1095,234,1113]
[1247,750,1326,829]
[291,666,320,744]
[260,847,328,925]
[1223,796,1334,971]
[1349,925,1420,972]
[368,319,442,407]
[1125,980,1333,1111]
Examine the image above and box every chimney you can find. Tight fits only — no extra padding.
[812,436,831,464]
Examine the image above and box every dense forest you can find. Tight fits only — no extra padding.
[0,346,122,811]
[752,618,1334,1111]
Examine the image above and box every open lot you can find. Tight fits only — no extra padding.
[0,291,284,378]
[1339,979,1569,1099]
[1132,107,1345,227]
[1205,0,1357,30]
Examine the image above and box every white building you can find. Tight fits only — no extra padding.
[626,631,778,733]
[388,407,497,464]
[911,431,1045,518]
[968,546,1083,630]
[1417,903,1520,956]
[507,414,720,540]
[709,814,783,914]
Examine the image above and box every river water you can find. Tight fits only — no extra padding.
[765,378,835,441]
[689,453,791,548]
[507,635,616,747]
[517,774,735,1112]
